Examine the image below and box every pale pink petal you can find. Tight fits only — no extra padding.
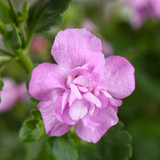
[73,75,89,87]
[69,93,77,106]
[70,83,82,99]
[76,106,118,143]
[109,98,122,107]
[51,28,102,69]
[103,56,135,99]
[86,52,105,84]
[100,90,122,107]
[89,104,95,116]
[38,99,71,136]
[69,100,88,121]
[78,86,88,93]
[61,91,69,113]
[29,63,67,100]
[83,92,101,108]
[54,98,77,125]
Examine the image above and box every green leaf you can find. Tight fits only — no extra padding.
[30,109,42,119]
[47,134,78,160]
[0,77,4,101]
[17,2,28,25]
[0,77,3,91]
[27,0,71,33]
[25,138,45,160]
[2,24,22,49]
[96,122,132,160]
[78,141,103,160]
[19,110,45,142]
[0,0,12,24]
[0,20,7,34]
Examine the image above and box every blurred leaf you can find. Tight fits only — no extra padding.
[27,0,71,33]
[0,0,12,24]
[2,24,22,49]
[18,2,28,25]
[0,20,7,34]
[21,2,28,22]
[78,141,103,160]
[0,77,4,90]
[47,134,78,160]
[97,122,132,160]
[25,138,45,160]
[30,109,42,119]
[128,118,160,160]
[19,110,45,142]
[0,77,4,102]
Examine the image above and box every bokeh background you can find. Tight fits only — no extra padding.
[0,0,160,160]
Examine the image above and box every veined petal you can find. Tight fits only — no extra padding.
[38,99,71,136]
[103,56,135,99]
[29,63,67,100]
[51,28,102,69]
[76,106,118,143]
[83,92,101,108]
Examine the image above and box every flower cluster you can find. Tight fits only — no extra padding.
[0,78,28,113]
[29,28,135,143]
[126,0,160,28]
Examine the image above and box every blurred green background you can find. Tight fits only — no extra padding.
[0,0,160,160]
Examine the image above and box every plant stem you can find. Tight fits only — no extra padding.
[0,56,11,61]
[15,50,33,74]
[8,0,18,25]
[0,48,14,57]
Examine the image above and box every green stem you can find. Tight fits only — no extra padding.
[0,56,11,61]
[0,48,14,57]
[8,0,18,25]
[15,50,33,74]
[25,33,33,50]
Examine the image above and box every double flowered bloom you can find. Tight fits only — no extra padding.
[126,0,160,28]
[29,28,135,143]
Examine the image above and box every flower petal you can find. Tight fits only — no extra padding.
[69,100,88,121]
[83,92,101,108]
[29,63,67,100]
[38,99,71,136]
[103,56,135,99]
[51,28,102,69]
[76,106,118,143]
[70,83,82,99]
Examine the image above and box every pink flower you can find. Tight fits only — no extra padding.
[29,28,135,143]
[126,0,160,28]
[0,78,28,113]
[30,36,48,53]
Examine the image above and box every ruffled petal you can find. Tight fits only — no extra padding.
[51,28,102,69]
[86,52,105,84]
[38,99,71,136]
[103,56,135,99]
[54,96,77,125]
[69,100,88,121]
[76,106,118,143]
[29,63,67,100]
